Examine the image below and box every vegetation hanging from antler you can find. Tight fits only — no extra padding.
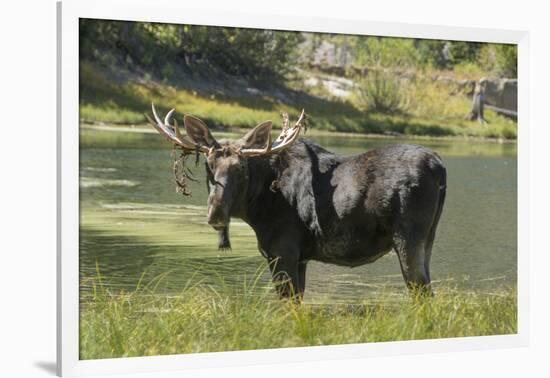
[171,147,199,197]
[147,104,209,197]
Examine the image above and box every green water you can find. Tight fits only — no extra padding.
[80,127,517,303]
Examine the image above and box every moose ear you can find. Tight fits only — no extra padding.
[183,115,219,148]
[240,121,273,149]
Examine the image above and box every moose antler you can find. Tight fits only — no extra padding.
[146,104,210,153]
[148,103,307,157]
[239,109,307,157]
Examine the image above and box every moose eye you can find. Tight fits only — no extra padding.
[205,158,215,172]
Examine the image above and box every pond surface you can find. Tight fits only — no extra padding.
[80,127,517,303]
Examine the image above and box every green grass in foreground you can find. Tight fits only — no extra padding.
[79,272,517,360]
[79,62,517,140]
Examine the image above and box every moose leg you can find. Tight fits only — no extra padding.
[424,185,446,290]
[217,226,231,251]
[423,226,438,285]
[297,262,307,300]
[393,233,432,296]
[268,256,300,300]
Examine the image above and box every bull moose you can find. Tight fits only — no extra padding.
[147,104,447,299]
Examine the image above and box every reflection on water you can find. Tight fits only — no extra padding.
[80,128,517,303]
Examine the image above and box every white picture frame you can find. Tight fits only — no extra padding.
[57,0,530,376]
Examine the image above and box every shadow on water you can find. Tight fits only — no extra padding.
[79,228,157,290]
[80,227,269,296]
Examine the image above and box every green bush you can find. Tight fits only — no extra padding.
[494,44,518,77]
[477,44,517,78]
[357,70,405,114]
[353,37,420,68]
[414,40,449,69]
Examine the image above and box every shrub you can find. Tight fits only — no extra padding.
[357,70,405,114]
[353,36,420,68]
[79,19,304,83]
[478,44,517,78]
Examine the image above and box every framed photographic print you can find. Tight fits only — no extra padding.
[57,0,529,376]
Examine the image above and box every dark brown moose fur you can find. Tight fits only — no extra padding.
[154,112,447,300]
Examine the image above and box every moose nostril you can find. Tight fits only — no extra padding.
[207,208,216,223]
[207,205,228,227]
[207,206,218,222]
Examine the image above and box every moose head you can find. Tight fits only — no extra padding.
[147,104,306,231]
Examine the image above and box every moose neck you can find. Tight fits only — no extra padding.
[276,140,342,237]
[239,140,342,237]
[239,155,280,225]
